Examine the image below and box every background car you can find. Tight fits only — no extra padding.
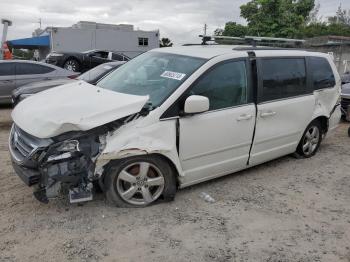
[0,60,78,105]
[341,72,350,84]
[341,82,350,121]
[46,49,130,72]
[11,61,126,105]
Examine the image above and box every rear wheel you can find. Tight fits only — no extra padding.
[296,120,322,158]
[63,59,80,72]
[104,155,176,207]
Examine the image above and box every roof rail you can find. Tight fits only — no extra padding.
[198,35,305,47]
[232,46,300,51]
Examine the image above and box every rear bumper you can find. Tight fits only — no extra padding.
[11,160,41,186]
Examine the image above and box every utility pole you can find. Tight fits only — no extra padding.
[1,19,13,60]
[203,23,208,36]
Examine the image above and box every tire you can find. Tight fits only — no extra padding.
[63,59,80,72]
[104,155,177,207]
[296,120,322,158]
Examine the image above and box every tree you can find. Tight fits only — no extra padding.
[159,38,173,48]
[214,28,224,36]
[239,0,315,38]
[302,4,350,37]
[328,5,350,25]
[306,3,321,24]
[222,22,249,37]
[216,1,350,39]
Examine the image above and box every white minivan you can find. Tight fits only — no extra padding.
[9,46,341,207]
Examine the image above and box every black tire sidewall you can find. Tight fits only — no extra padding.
[296,120,322,158]
[104,155,176,207]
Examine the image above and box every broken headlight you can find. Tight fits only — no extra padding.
[45,140,81,162]
[56,140,80,152]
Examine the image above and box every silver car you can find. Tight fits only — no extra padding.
[0,60,78,104]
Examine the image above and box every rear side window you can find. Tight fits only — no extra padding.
[309,57,335,90]
[0,63,15,76]
[259,58,307,102]
[189,60,248,110]
[112,53,125,61]
[16,63,54,75]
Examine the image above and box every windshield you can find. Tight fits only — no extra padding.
[78,64,115,82]
[97,51,207,107]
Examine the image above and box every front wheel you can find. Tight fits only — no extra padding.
[63,59,80,72]
[104,155,176,207]
[296,120,322,158]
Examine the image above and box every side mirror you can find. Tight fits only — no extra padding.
[184,95,209,114]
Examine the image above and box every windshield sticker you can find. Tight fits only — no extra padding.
[160,71,186,81]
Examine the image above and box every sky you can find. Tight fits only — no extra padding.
[0,0,349,45]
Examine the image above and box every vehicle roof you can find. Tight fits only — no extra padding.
[153,45,331,59]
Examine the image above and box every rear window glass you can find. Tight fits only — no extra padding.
[309,57,335,90]
[16,63,54,75]
[260,58,307,102]
[0,63,15,76]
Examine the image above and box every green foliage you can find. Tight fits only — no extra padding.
[302,4,350,37]
[328,5,350,25]
[221,22,249,37]
[12,49,34,60]
[239,0,315,38]
[159,38,173,48]
[215,0,350,39]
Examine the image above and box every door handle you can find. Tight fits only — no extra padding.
[237,114,253,121]
[260,111,276,118]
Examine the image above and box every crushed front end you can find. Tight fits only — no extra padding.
[9,124,109,203]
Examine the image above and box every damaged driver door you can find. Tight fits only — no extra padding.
[178,59,256,185]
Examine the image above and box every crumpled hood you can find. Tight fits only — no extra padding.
[12,81,149,138]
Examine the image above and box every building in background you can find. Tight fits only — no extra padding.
[7,21,159,60]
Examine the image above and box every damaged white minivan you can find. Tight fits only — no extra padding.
[9,46,341,207]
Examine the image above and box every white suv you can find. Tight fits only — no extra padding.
[9,46,341,207]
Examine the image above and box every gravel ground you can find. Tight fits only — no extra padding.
[1,108,350,262]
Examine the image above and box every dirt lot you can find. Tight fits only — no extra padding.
[1,108,350,262]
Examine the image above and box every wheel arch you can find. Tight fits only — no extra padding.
[96,150,183,187]
[311,115,329,135]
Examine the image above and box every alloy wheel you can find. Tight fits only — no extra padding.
[302,126,320,156]
[115,162,165,206]
[64,60,77,72]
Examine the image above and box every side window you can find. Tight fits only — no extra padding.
[92,51,108,59]
[0,63,15,76]
[138,38,149,46]
[189,60,248,111]
[309,57,335,90]
[112,53,124,61]
[16,63,54,75]
[259,58,307,102]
